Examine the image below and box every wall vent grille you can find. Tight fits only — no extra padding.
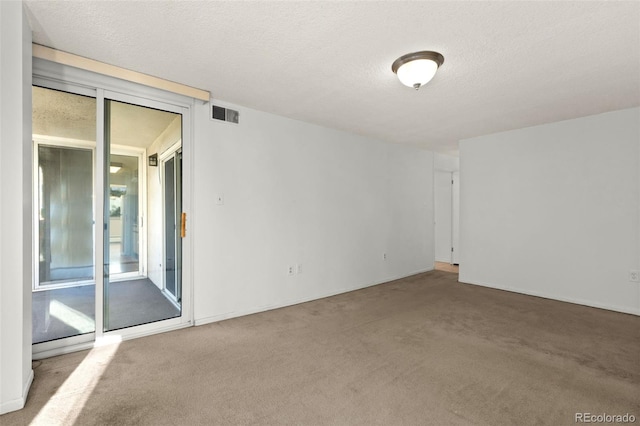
[211,104,239,124]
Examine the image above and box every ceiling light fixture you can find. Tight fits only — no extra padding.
[110,163,122,174]
[392,51,444,90]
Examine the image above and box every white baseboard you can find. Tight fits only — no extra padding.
[0,369,33,415]
[195,267,434,326]
[459,278,640,316]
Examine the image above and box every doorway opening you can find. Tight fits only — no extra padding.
[434,262,460,273]
[434,169,460,274]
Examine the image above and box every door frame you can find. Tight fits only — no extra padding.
[452,171,460,265]
[100,89,191,343]
[434,169,460,266]
[434,170,454,264]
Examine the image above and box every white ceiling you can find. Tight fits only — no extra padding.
[24,1,640,155]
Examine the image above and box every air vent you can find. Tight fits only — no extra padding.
[226,109,239,124]
[212,105,225,121]
[211,104,239,124]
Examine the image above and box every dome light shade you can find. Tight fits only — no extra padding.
[392,51,444,90]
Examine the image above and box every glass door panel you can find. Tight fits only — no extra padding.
[164,157,177,298]
[104,99,182,332]
[32,86,96,344]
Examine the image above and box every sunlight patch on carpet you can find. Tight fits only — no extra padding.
[31,342,120,425]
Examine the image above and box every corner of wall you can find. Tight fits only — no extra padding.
[0,0,33,414]
[458,108,640,315]
[21,0,34,401]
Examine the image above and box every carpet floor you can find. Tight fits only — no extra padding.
[4,270,639,425]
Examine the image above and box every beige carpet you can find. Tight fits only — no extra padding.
[3,271,639,425]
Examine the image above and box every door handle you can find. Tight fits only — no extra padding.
[181,212,186,238]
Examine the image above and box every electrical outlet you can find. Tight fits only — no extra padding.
[296,264,302,274]
[383,253,387,260]
[287,266,294,276]
[630,270,639,283]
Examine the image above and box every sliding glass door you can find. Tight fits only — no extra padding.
[32,86,96,344]
[103,98,182,332]
[32,79,189,351]
[163,150,182,304]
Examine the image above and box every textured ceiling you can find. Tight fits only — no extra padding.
[33,86,96,142]
[24,1,640,155]
[33,86,178,148]
[109,101,178,149]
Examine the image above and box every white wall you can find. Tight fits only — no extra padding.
[459,108,640,315]
[192,101,434,324]
[0,1,33,414]
[434,153,459,172]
